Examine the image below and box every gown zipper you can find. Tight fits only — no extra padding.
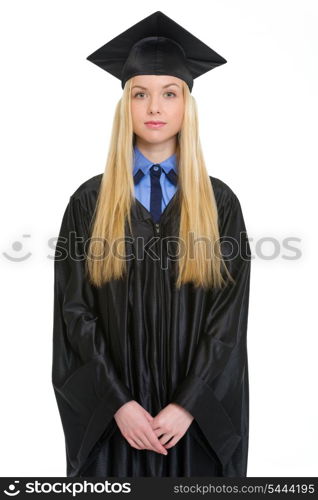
[153,220,166,401]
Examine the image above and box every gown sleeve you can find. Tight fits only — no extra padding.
[170,188,251,470]
[51,194,133,476]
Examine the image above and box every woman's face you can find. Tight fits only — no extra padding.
[130,74,184,146]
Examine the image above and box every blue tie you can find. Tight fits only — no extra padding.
[133,167,178,187]
[150,164,162,223]
[133,165,178,222]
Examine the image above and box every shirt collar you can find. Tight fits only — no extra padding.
[133,145,178,177]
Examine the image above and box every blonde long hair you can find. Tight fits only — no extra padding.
[86,78,233,290]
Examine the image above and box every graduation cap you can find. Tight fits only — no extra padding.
[86,11,227,92]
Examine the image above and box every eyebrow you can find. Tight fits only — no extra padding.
[131,83,180,90]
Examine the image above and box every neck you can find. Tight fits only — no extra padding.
[135,136,178,163]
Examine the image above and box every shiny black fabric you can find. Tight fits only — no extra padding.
[86,11,227,92]
[51,174,251,477]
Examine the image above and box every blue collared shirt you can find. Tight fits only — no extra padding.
[132,145,178,213]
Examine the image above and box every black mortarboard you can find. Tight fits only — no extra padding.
[86,11,227,92]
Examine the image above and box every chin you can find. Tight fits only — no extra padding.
[138,133,171,144]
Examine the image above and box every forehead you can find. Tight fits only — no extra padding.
[131,75,182,89]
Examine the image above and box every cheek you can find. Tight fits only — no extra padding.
[168,98,183,113]
[168,103,184,128]
[131,102,141,118]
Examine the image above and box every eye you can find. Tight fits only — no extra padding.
[133,91,177,98]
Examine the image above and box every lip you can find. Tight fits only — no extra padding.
[145,121,166,129]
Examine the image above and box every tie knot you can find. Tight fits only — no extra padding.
[150,164,162,177]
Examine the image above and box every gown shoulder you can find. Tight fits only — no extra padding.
[69,173,103,214]
[68,173,240,215]
[209,175,241,205]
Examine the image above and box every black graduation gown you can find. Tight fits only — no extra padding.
[51,173,251,477]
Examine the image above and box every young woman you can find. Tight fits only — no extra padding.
[52,11,251,478]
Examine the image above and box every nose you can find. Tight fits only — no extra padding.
[147,95,161,114]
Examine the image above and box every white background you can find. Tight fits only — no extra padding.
[0,0,317,477]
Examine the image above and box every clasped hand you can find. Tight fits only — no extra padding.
[114,400,194,455]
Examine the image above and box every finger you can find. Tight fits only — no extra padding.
[144,413,154,422]
[164,435,180,449]
[135,431,159,451]
[139,434,158,451]
[137,428,164,452]
[133,430,156,450]
[148,432,168,454]
[126,437,142,450]
[134,436,148,449]
[159,433,174,445]
[153,428,164,438]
